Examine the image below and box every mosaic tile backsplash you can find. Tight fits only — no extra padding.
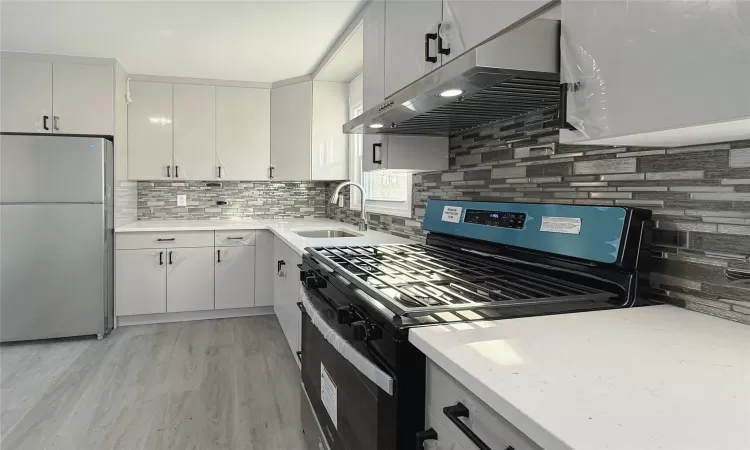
[327,111,750,325]
[138,181,329,220]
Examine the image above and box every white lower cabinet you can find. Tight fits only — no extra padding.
[166,247,215,312]
[273,237,302,359]
[115,249,166,316]
[254,231,275,307]
[215,245,256,309]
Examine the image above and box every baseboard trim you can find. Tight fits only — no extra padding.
[116,306,275,327]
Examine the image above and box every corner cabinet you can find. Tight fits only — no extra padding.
[270,80,349,181]
[560,0,750,146]
[0,53,114,135]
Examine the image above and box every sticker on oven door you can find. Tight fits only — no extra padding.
[540,216,582,235]
[321,363,338,429]
[441,206,463,223]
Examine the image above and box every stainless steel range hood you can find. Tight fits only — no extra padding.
[344,10,561,137]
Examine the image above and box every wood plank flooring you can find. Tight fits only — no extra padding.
[0,315,305,450]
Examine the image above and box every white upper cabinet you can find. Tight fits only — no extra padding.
[363,0,386,110]
[1,58,53,133]
[173,84,216,180]
[127,81,173,180]
[52,63,114,136]
[216,86,271,180]
[384,0,443,98]
[560,0,750,146]
[270,81,313,181]
[440,0,548,64]
[311,81,349,180]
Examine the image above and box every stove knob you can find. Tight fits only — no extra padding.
[351,321,368,341]
[336,307,353,325]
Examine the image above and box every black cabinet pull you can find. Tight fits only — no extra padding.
[218,166,222,178]
[373,143,382,164]
[437,24,450,56]
[297,302,305,313]
[277,260,286,274]
[157,238,175,242]
[269,166,275,179]
[295,351,302,362]
[217,249,221,263]
[159,251,164,266]
[444,402,511,450]
[415,428,438,449]
[168,251,173,265]
[175,165,179,178]
[43,115,49,131]
[227,237,244,240]
[166,165,171,177]
[53,116,60,131]
[424,32,438,63]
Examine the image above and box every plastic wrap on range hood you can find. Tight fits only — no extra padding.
[344,8,561,137]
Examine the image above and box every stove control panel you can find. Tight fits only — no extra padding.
[464,209,526,229]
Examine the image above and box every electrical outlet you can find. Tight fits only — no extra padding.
[177,195,187,207]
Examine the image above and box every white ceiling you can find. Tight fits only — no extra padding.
[315,23,362,82]
[0,0,363,83]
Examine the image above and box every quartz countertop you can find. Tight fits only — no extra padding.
[115,218,414,255]
[409,304,750,450]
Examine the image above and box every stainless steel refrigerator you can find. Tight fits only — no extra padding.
[0,134,114,342]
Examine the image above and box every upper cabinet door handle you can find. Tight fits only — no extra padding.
[269,166,275,179]
[52,116,60,131]
[42,116,49,131]
[218,165,222,178]
[424,32,438,63]
[437,24,450,56]
[174,165,179,178]
[166,165,171,178]
[373,143,382,165]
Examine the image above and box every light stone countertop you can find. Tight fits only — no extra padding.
[115,218,414,255]
[409,304,750,450]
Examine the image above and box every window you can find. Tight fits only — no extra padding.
[348,77,413,217]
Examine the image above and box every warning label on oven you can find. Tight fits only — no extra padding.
[540,216,582,234]
[441,206,463,223]
[321,363,338,429]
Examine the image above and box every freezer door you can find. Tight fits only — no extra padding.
[0,204,107,342]
[0,135,105,203]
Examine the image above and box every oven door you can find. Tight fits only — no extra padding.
[300,287,398,450]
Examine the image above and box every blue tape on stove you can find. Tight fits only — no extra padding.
[422,200,627,264]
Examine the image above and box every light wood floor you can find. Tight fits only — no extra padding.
[0,315,304,450]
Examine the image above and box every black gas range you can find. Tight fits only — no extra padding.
[298,200,652,450]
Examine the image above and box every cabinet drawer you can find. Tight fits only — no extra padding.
[116,231,214,249]
[215,230,255,246]
[423,413,466,450]
[426,360,542,450]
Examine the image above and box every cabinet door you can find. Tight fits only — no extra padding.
[0,58,53,133]
[270,81,312,180]
[387,135,449,171]
[52,63,114,136]
[173,84,216,180]
[166,247,215,312]
[254,230,275,307]
[273,238,302,356]
[384,0,443,98]
[215,246,255,309]
[115,249,166,315]
[216,86,271,181]
[311,81,348,180]
[127,81,173,180]
[363,0,386,110]
[441,0,547,64]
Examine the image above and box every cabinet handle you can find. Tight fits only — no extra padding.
[218,165,222,178]
[168,251,173,265]
[166,165,171,178]
[444,402,512,450]
[269,166,275,179]
[53,116,60,131]
[157,238,175,242]
[217,249,221,263]
[415,428,438,449]
[159,251,164,266]
[277,260,286,276]
[372,143,382,165]
[437,24,450,56]
[424,32,438,63]
[227,237,244,240]
[559,83,580,131]
[43,115,49,131]
[295,351,302,363]
[175,165,179,178]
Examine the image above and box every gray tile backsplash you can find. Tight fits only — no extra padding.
[327,111,750,325]
[138,181,329,220]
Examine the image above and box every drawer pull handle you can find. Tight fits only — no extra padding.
[157,238,176,242]
[227,237,244,240]
[415,428,438,449]
[443,402,513,450]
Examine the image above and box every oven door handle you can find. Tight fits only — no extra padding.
[301,287,394,395]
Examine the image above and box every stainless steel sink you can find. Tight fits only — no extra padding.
[294,229,362,238]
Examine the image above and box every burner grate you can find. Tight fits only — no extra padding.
[307,244,617,317]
